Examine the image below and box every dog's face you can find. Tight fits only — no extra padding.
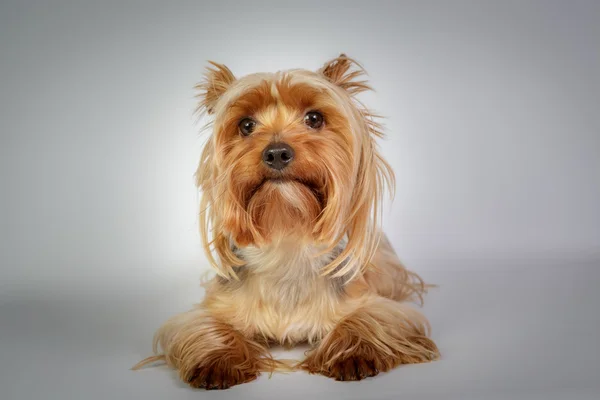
[209,72,357,247]
[196,55,393,278]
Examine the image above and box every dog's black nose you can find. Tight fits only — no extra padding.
[262,142,295,170]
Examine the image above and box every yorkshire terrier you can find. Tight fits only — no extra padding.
[134,54,439,389]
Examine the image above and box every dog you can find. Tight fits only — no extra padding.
[133,54,439,389]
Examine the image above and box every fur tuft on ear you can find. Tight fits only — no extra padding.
[319,54,371,96]
[195,61,236,115]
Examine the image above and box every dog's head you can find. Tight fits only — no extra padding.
[195,55,393,279]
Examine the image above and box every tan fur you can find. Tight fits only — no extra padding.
[133,54,439,388]
[365,234,430,305]
[300,296,438,379]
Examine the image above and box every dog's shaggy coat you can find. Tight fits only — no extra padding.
[134,54,439,389]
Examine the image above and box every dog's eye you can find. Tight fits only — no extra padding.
[238,118,256,136]
[304,111,324,129]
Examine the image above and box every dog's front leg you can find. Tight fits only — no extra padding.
[152,307,273,390]
[301,297,439,381]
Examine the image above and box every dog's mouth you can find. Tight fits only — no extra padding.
[247,177,325,206]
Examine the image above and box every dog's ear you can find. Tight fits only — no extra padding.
[195,61,236,115]
[318,54,371,96]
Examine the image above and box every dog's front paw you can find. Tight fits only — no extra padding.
[324,356,380,381]
[301,334,439,381]
[185,361,259,390]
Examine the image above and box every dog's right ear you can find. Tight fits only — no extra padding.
[195,61,236,115]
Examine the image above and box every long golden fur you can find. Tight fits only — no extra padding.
[133,54,439,389]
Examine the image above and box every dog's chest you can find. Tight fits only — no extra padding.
[238,244,336,307]
[230,244,344,343]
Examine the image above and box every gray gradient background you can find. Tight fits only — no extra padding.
[1,1,599,399]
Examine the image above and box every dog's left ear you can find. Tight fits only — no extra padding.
[195,61,236,115]
[319,54,371,96]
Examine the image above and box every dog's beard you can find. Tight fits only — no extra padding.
[245,179,322,244]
